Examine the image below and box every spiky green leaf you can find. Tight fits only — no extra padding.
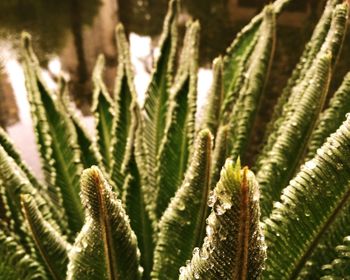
[155,20,199,220]
[263,115,350,279]
[110,24,137,192]
[305,72,350,161]
[67,166,141,280]
[21,194,71,280]
[200,56,224,137]
[0,229,47,280]
[92,55,114,170]
[321,236,350,279]
[122,152,154,280]
[152,129,212,280]
[0,145,62,254]
[257,2,348,218]
[179,160,265,279]
[257,0,346,170]
[22,33,84,235]
[58,78,100,168]
[228,6,276,161]
[141,0,178,197]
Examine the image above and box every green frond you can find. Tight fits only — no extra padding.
[92,54,115,169]
[179,160,266,279]
[0,127,45,193]
[305,73,350,161]
[58,78,100,168]
[321,236,350,279]
[110,24,138,192]
[256,2,348,218]
[0,145,61,255]
[257,0,345,167]
[200,56,224,137]
[122,152,154,280]
[133,105,158,229]
[141,0,178,197]
[0,127,61,226]
[262,115,350,279]
[210,125,229,190]
[257,52,332,217]
[228,6,276,161]
[67,166,141,280]
[21,194,71,280]
[155,20,199,220]
[152,129,212,280]
[0,229,47,280]
[221,0,290,120]
[22,33,84,236]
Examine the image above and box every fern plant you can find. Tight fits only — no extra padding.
[1,0,350,279]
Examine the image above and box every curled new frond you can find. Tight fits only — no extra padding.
[179,160,266,279]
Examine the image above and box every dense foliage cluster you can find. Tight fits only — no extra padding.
[1,0,350,279]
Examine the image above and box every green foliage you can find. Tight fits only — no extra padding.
[1,0,350,279]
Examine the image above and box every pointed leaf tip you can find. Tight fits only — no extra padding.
[179,162,265,279]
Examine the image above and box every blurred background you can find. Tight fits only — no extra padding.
[0,0,348,176]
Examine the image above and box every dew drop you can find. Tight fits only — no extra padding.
[305,160,316,170]
[177,201,186,211]
[214,204,226,215]
[207,191,217,207]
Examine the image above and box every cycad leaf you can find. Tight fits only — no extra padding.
[155,20,199,220]
[142,0,178,195]
[256,0,346,170]
[122,151,154,280]
[228,6,276,161]
[200,56,224,137]
[262,115,350,279]
[321,236,350,279]
[260,0,338,143]
[0,127,61,224]
[152,129,212,280]
[59,78,100,168]
[0,228,47,280]
[22,33,84,235]
[92,54,114,170]
[221,0,289,118]
[110,24,137,192]
[210,125,229,190]
[256,3,348,218]
[0,145,61,254]
[0,127,44,193]
[305,72,350,161]
[257,52,332,217]
[179,159,266,279]
[67,166,141,280]
[21,194,71,280]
